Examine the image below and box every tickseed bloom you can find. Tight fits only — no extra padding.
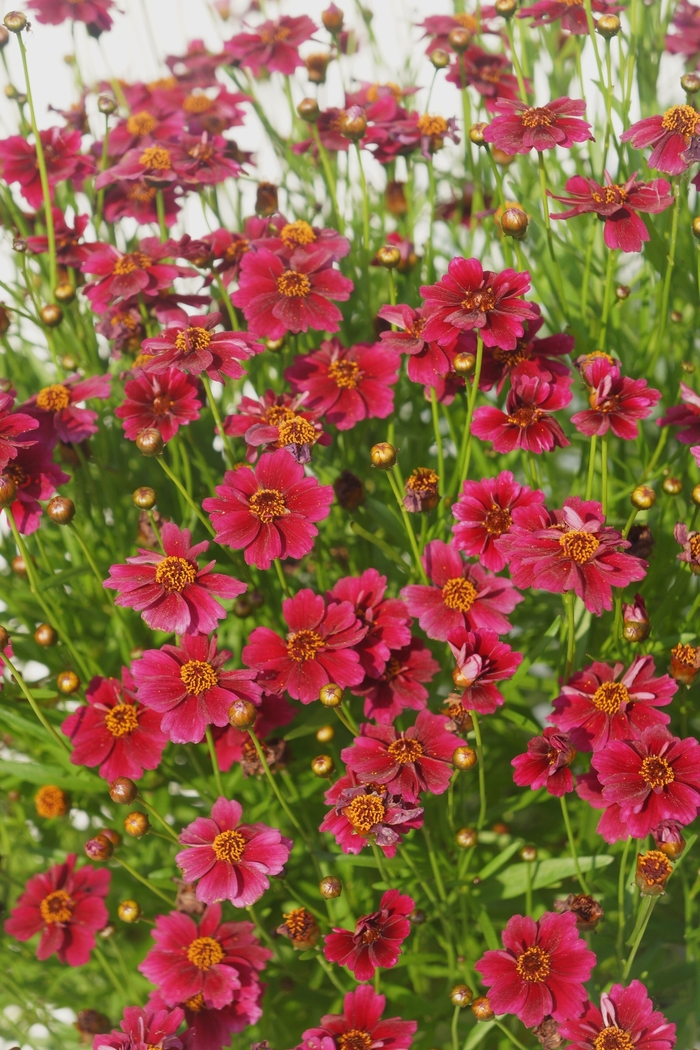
[93,1006,184,1050]
[141,313,262,383]
[22,373,111,445]
[34,785,70,818]
[259,215,350,265]
[324,889,414,981]
[354,639,439,724]
[483,97,594,154]
[448,627,523,715]
[451,471,545,572]
[329,568,412,678]
[475,912,596,1027]
[571,357,662,440]
[320,774,424,857]
[512,728,577,797]
[61,667,168,782]
[669,642,700,687]
[223,389,328,464]
[377,303,465,387]
[2,428,70,535]
[116,367,202,443]
[296,985,417,1050]
[0,127,94,209]
[81,240,192,314]
[25,208,92,267]
[4,854,110,967]
[203,450,334,570]
[132,633,261,745]
[559,981,676,1050]
[621,105,700,175]
[675,522,700,573]
[27,0,116,31]
[518,0,622,34]
[176,797,292,908]
[224,15,316,76]
[658,382,700,445]
[96,144,180,190]
[0,392,38,471]
[478,306,573,395]
[550,172,674,253]
[472,367,572,455]
[446,46,525,110]
[104,523,246,636]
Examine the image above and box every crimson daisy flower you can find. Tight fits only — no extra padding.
[257,214,350,266]
[61,667,168,783]
[512,728,577,797]
[2,421,70,535]
[141,313,261,384]
[495,496,647,615]
[320,773,424,857]
[518,0,621,34]
[243,588,366,703]
[329,568,412,678]
[176,797,292,908]
[576,769,630,843]
[180,88,251,137]
[169,133,246,186]
[354,639,439,724]
[451,471,545,573]
[104,523,245,636]
[550,656,676,753]
[341,710,464,802]
[223,389,329,464]
[4,854,110,967]
[82,239,193,314]
[231,248,354,340]
[448,627,523,715]
[116,367,202,443]
[483,97,594,154]
[22,372,111,445]
[147,987,263,1050]
[0,127,94,210]
[560,981,676,1050]
[478,306,573,395]
[571,357,662,440]
[402,539,522,642]
[446,46,525,111]
[93,1006,184,1050]
[0,392,38,471]
[666,0,700,59]
[203,450,334,570]
[475,911,596,1027]
[102,180,182,228]
[472,367,572,454]
[550,172,674,252]
[324,889,414,982]
[224,15,316,76]
[621,105,700,175]
[419,13,488,54]
[296,985,417,1050]
[132,633,262,745]
[27,0,115,30]
[377,303,471,387]
[658,381,700,444]
[592,725,700,839]
[107,110,185,159]
[26,208,93,268]
[285,338,400,431]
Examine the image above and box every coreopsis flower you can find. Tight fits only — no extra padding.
[666,0,700,58]
[495,497,647,615]
[242,588,366,703]
[103,180,181,228]
[25,208,93,268]
[22,373,111,445]
[549,172,674,252]
[419,13,486,53]
[320,774,424,857]
[446,47,525,110]
[622,594,651,642]
[341,709,465,802]
[657,382,700,444]
[61,667,168,782]
[354,639,439,724]
[141,313,261,384]
[592,725,700,839]
[621,105,700,175]
[329,568,412,677]
[0,392,38,471]
[294,106,351,156]
[104,523,245,636]
[553,894,604,932]
[27,0,115,31]
[34,784,69,818]
[115,367,202,443]
[402,468,440,513]
[96,144,182,190]
[484,97,594,154]
[474,912,596,1027]
[176,797,292,908]
[512,728,577,797]
[180,88,251,136]
[377,304,470,387]
[212,452,333,567]
[93,1006,184,1050]
[2,427,71,535]
[478,307,573,395]
[296,985,417,1050]
[472,367,572,454]
[106,110,185,159]
[451,471,545,572]
[448,627,523,714]
[132,633,262,744]
[232,248,353,339]
[420,257,537,352]
[576,770,630,843]
[559,981,676,1050]
[82,240,193,314]
[550,656,676,752]
[4,854,110,966]
[223,389,328,464]
[674,522,700,573]
[149,987,263,1050]
[257,215,350,266]
[277,909,320,950]
[224,15,316,76]
[324,889,414,981]
[285,338,400,430]
[518,0,621,34]
[0,127,95,209]
[170,133,247,186]
[402,539,523,641]
[571,357,662,439]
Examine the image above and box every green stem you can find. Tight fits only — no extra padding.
[274,557,291,597]
[93,945,124,998]
[213,271,240,330]
[386,467,428,582]
[560,794,589,893]
[423,824,448,902]
[451,1005,461,1050]
[525,859,533,917]
[137,796,180,844]
[585,434,598,501]
[647,183,680,373]
[453,334,484,496]
[599,249,616,350]
[94,113,110,231]
[430,386,445,507]
[355,142,371,274]
[622,895,657,980]
[202,375,235,466]
[312,124,342,232]
[3,654,71,755]
[601,432,609,518]
[334,703,359,737]
[156,455,216,536]
[617,837,632,970]
[247,729,308,844]
[471,709,487,830]
[505,19,528,101]
[493,1020,531,1050]
[112,856,176,906]
[564,591,576,679]
[205,725,225,797]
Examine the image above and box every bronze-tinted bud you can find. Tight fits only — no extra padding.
[0,476,16,509]
[635,849,673,896]
[448,26,471,51]
[54,282,76,304]
[306,52,331,84]
[553,892,604,931]
[101,828,121,847]
[319,875,342,898]
[321,3,344,32]
[84,833,113,861]
[616,284,631,300]
[319,682,343,707]
[410,907,426,924]
[631,485,655,510]
[228,698,258,728]
[0,625,10,649]
[109,777,138,804]
[57,670,80,694]
[40,303,63,328]
[430,48,450,69]
[662,475,682,496]
[692,483,700,506]
[450,984,474,1007]
[124,811,150,837]
[453,351,477,376]
[311,754,335,777]
[233,598,251,618]
[316,724,335,743]
[471,996,494,1021]
[456,827,478,848]
[492,147,516,166]
[370,442,397,469]
[136,428,164,457]
[501,207,529,240]
[118,899,141,922]
[4,12,28,33]
[0,26,9,48]
[34,623,57,647]
[375,245,402,269]
[97,93,118,114]
[495,0,518,15]
[297,97,320,122]
[596,13,620,36]
[453,745,477,770]
[693,217,700,240]
[132,486,157,510]
[469,122,487,145]
[385,180,408,215]
[339,108,367,141]
[47,496,75,525]
[656,836,685,860]
[75,1010,111,1037]
[682,73,700,95]
[520,844,538,862]
[255,181,279,217]
[11,554,27,576]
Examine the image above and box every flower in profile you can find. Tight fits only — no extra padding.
[512,728,577,797]
[82,239,192,314]
[448,627,523,714]
[553,894,604,932]
[2,422,71,535]
[296,985,417,1050]
[657,382,700,444]
[61,667,168,782]
[320,774,424,857]
[622,593,650,642]
[96,144,181,190]
[472,366,571,455]
[243,588,366,703]
[550,656,676,752]
[669,642,700,687]
[277,909,320,950]
[26,208,93,268]
[224,15,316,76]
[474,911,596,1026]
[635,850,674,896]
[329,568,412,677]
[666,0,700,59]
[451,471,545,572]
[170,133,247,186]
[223,389,328,464]
[104,523,245,636]
[0,127,95,209]
[22,373,111,445]
[446,46,525,110]
[518,0,621,34]
[571,357,662,439]
[0,391,39,471]
[621,105,700,175]
[483,97,594,154]
[418,13,486,54]
[4,854,110,966]
[354,639,439,724]
[132,633,261,744]
[550,172,674,252]
[402,539,522,641]
[27,0,115,31]
[559,981,676,1050]
[141,313,262,383]
[176,797,292,907]
[324,889,414,981]
[93,1006,184,1050]
[403,467,440,513]
[116,367,202,443]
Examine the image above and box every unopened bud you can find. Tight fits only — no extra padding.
[11,555,26,576]
[495,0,518,16]
[40,304,63,328]
[370,442,397,469]
[692,483,700,506]
[469,122,487,145]
[228,698,257,728]
[316,724,334,743]
[693,217,700,240]
[117,899,141,922]
[136,428,164,457]
[47,496,75,524]
[339,107,367,141]
[255,182,279,217]
[616,284,631,300]
[109,777,138,804]
[682,72,700,94]
[319,875,342,898]
[12,238,26,253]
[57,670,80,694]
[311,754,335,777]
[132,486,157,510]
[450,984,474,1007]
[375,245,401,269]
[321,3,344,33]
[4,12,28,33]
[501,207,529,240]
[453,745,477,770]
[97,93,118,115]
[456,827,478,848]
[84,833,113,861]
[410,907,426,924]
[631,485,655,510]
[596,13,620,36]
[448,26,471,51]
[319,682,343,707]
[471,996,494,1021]
[430,48,450,69]
[0,476,16,509]
[520,844,538,862]
[34,623,57,646]
[297,97,320,122]
[124,811,150,838]
[662,475,682,496]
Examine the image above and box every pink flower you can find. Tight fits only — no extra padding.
[0,127,94,209]
[2,419,70,534]
[324,889,414,981]
[61,667,168,782]
[483,97,593,154]
[666,0,700,59]
[621,106,700,175]
[320,774,424,857]
[203,450,334,570]
[342,710,464,802]
[495,496,647,615]
[518,0,621,34]
[550,172,674,252]
[95,144,181,190]
[285,338,400,431]
[658,381,700,444]
[446,46,525,110]
[22,373,111,445]
[148,989,263,1050]
[402,539,522,641]
[559,981,676,1050]
[472,366,571,454]
[475,911,596,1026]
[223,388,329,464]
[27,0,115,31]
[212,692,296,772]
[575,769,630,843]
[448,627,523,715]
[354,639,438,724]
[93,1006,184,1050]
[170,133,246,186]
[115,367,202,442]
[256,214,350,266]
[141,313,261,384]
[132,633,261,744]
[104,523,245,636]
[106,111,186,160]
[451,471,545,572]
[224,15,316,76]
[296,986,416,1050]
[571,357,662,439]
[550,656,676,752]
[82,239,193,314]
[0,392,39,471]
[329,568,412,677]
[26,208,93,268]
[4,854,110,966]
[243,588,366,703]
[512,728,577,797]
[377,304,472,387]
[102,181,181,228]
[231,248,353,339]
[478,306,573,395]
[176,797,292,907]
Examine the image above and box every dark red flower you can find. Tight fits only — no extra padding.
[451,471,545,572]
[448,627,523,715]
[559,981,676,1050]
[658,381,700,444]
[320,774,424,857]
[171,133,247,186]
[575,769,629,843]
[106,110,185,159]
[26,208,93,268]
[484,97,593,154]
[666,0,700,59]
[82,239,193,314]
[92,1005,184,1050]
[446,46,526,110]
[377,303,473,387]
[223,389,329,464]
[518,0,621,34]
[96,144,181,190]
[329,568,412,678]
[141,313,261,384]
[2,418,70,535]
[102,180,181,228]
[0,391,39,471]
[22,372,111,445]
[256,215,350,266]
[472,366,572,454]
[621,106,700,175]
[324,889,414,981]
[296,985,416,1050]
[478,306,573,395]
[293,107,350,156]
[116,367,201,443]
[179,88,250,136]
[418,13,491,53]
[147,988,263,1050]
[571,357,662,440]
[354,639,439,724]
[550,172,674,252]
[0,127,95,209]
[28,0,115,30]
[224,15,317,76]
[512,728,577,797]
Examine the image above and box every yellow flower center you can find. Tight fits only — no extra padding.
[559,530,600,564]
[152,394,173,416]
[461,289,496,313]
[173,326,212,354]
[387,737,424,764]
[40,890,74,925]
[672,642,699,667]
[593,1028,635,1050]
[483,504,513,535]
[183,993,205,1012]
[328,360,361,389]
[344,794,386,833]
[590,681,630,714]
[36,384,71,412]
[34,784,69,818]
[338,1032,373,1050]
[104,704,140,738]
[282,908,316,938]
[521,106,554,128]
[661,104,699,136]
[406,467,439,492]
[186,936,225,971]
[248,487,288,523]
[286,629,324,662]
[690,535,700,559]
[515,945,551,982]
[212,828,247,864]
[276,271,312,298]
[155,556,197,592]
[508,406,544,428]
[179,660,219,696]
[139,146,172,170]
[417,113,449,137]
[441,576,478,612]
[126,111,158,136]
[260,24,292,44]
[280,221,317,249]
[640,755,675,789]
[183,94,213,114]
[114,252,152,275]
[277,416,317,446]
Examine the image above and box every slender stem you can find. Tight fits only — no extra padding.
[622,895,657,980]
[560,794,589,893]
[537,152,569,321]
[525,860,533,918]
[3,654,71,755]
[453,334,484,496]
[471,709,487,830]
[213,271,240,330]
[430,387,445,505]
[202,375,235,466]
[93,945,124,998]
[137,796,180,844]
[355,143,371,270]
[95,113,110,231]
[423,824,448,902]
[647,184,680,373]
[451,1005,461,1050]
[493,1020,531,1050]
[312,124,342,232]
[205,725,225,797]
[247,729,307,843]
[334,703,359,737]
[112,856,176,906]
[386,467,428,582]
[617,837,632,970]
[156,455,215,536]
[585,434,598,501]
[599,249,616,350]
[426,158,437,283]
[156,191,168,242]
[564,591,576,680]
[505,19,528,102]
[601,432,609,518]
[273,557,291,597]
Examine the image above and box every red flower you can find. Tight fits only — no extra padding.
[512,728,577,797]
[243,588,366,704]
[2,419,70,534]
[420,257,537,352]
[61,667,168,782]
[550,656,676,752]
[550,172,674,252]
[170,133,246,186]
[472,366,572,454]
[474,911,596,1026]
[657,381,700,444]
[179,88,251,137]
[285,338,400,431]
[256,214,350,266]
[354,639,439,724]
[324,889,414,981]
[341,710,464,802]
[93,1006,184,1050]
[82,239,193,314]
[518,0,621,34]
[478,306,573,395]
[446,46,526,110]
[212,692,296,772]
[320,774,424,857]
[141,313,261,384]
[419,13,492,54]
[451,471,545,572]
[203,450,334,570]
[0,391,38,471]
[147,989,263,1050]
[102,181,181,229]
[26,208,93,268]
[571,357,662,440]
[448,627,523,715]
[116,367,202,443]
[666,0,700,59]
[377,303,472,387]
[96,144,181,190]
[132,633,261,744]
[106,110,186,159]
[231,248,353,339]
[559,981,676,1050]
[621,106,700,175]
[0,127,94,209]
[104,523,245,636]
[296,985,416,1050]
[329,568,412,678]
[575,769,629,843]
[4,854,110,966]
[176,797,292,907]
[224,15,316,76]
[484,96,593,154]
[27,0,115,31]
[223,389,329,464]
[22,372,111,445]
[591,725,700,839]
[402,539,522,641]
[495,496,646,615]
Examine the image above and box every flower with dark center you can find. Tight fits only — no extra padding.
[452,471,545,571]
[559,981,676,1050]
[483,96,594,154]
[512,728,577,797]
[324,889,414,980]
[296,985,416,1050]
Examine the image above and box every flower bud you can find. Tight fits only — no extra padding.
[452,745,477,770]
[311,754,335,777]
[0,625,9,650]
[319,682,343,707]
[132,486,157,510]
[375,245,402,269]
[47,496,75,525]
[99,923,116,939]
[492,148,516,166]
[109,777,138,804]
[653,820,686,859]
[596,13,620,36]
[136,428,164,457]
[333,470,365,510]
[306,52,331,84]
[469,122,487,145]
[448,26,471,51]
[54,282,76,304]
[428,48,449,69]
[0,27,9,48]
[34,784,70,818]
[61,354,77,371]
[124,811,149,837]
[520,844,538,863]
[501,207,529,240]
[228,698,258,728]
[385,180,408,216]
[453,351,477,376]
[57,670,80,694]
[84,833,113,861]
[622,593,650,643]
[456,827,478,848]
[692,484,700,506]
[495,0,518,15]
[553,892,604,930]
[616,284,631,300]
[266,336,285,352]
[682,74,700,99]
[492,822,509,835]
[97,93,118,114]
[662,475,682,496]
[410,907,426,924]
[322,3,344,32]
[118,899,141,923]
[316,724,334,743]
[101,828,121,847]
[339,106,367,141]
[370,442,397,469]
[533,1018,564,1050]
[471,996,494,1021]
[34,623,57,647]
[693,217,700,240]
[233,598,251,618]
[255,182,279,216]
[450,984,474,1007]
[635,849,673,896]
[630,485,655,510]
[277,908,321,949]
[75,1010,111,1037]
[297,97,320,122]
[11,555,26,576]
[4,12,28,33]
[0,476,16,509]
[40,304,63,328]
[319,875,342,898]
